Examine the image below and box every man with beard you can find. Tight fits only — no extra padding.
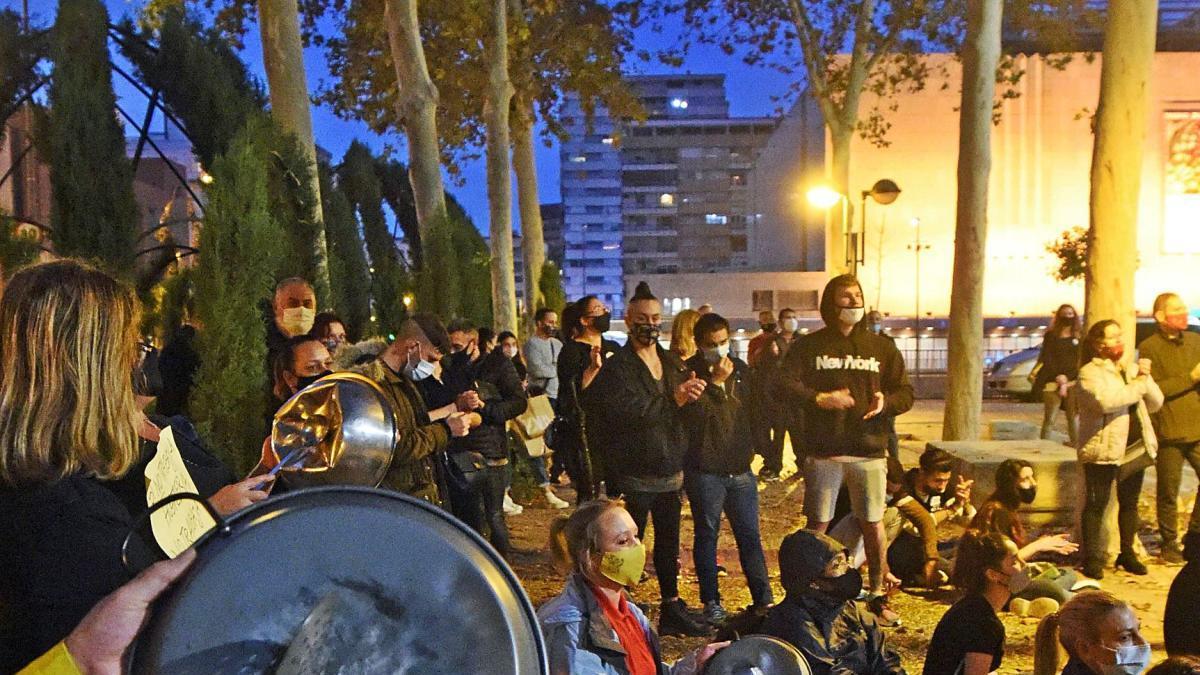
[585,282,709,637]
[760,529,905,674]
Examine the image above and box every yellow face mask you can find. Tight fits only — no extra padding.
[598,542,647,587]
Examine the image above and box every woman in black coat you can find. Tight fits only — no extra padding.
[0,261,265,672]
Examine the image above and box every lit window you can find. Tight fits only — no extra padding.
[659,193,675,207]
[601,136,615,145]
[569,155,587,163]
[705,214,728,225]
[672,298,682,314]
[684,298,692,310]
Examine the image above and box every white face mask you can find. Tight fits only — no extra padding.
[781,318,799,333]
[702,343,730,364]
[502,345,518,359]
[281,306,315,336]
[839,307,865,326]
[1099,643,1152,675]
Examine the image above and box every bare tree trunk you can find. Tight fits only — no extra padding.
[512,93,544,328]
[943,0,1002,442]
[258,0,331,304]
[1085,0,1158,565]
[485,0,518,333]
[1085,0,1158,352]
[827,125,852,276]
[382,0,460,317]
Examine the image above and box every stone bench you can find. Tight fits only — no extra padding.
[926,439,1079,528]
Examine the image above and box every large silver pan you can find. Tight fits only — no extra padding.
[128,487,547,674]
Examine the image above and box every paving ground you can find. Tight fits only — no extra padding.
[504,399,1198,674]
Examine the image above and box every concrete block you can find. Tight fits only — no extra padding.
[988,420,1040,441]
[927,439,1079,528]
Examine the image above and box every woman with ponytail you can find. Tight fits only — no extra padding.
[924,530,1027,675]
[1032,590,1152,675]
[537,498,724,674]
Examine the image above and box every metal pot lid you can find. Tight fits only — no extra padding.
[130,487,547,674]
[703,635,812,675]
[272,372,396,489]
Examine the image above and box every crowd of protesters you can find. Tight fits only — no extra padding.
[2,258,1200,675]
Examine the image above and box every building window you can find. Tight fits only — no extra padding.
[730,234,747,252]
[659,193,675,207]
[705,214,728,225]
[730,173,745,186]
[752,290,774,312]
[569,155,587,163]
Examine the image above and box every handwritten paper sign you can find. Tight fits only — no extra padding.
[144,426,217,557]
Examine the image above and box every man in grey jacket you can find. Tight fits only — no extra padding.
[525,308,563,402]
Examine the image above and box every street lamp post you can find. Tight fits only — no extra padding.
[860,179,901,282]
[907,217,931,393]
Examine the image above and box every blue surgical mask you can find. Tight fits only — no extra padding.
[1099,643,1152,675]
[407,359,437,381]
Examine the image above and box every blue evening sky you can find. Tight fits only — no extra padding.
[12,0,797,232]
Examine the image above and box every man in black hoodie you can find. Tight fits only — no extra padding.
[585,282,710,637]
[760,529,905,675]
[779,274,914,602]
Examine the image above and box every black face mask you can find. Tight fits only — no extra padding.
[590,312,612,334]
[632,322,661,346]
[761,323,777,333]
[296,370,332,391]
[1017,485,1037,504]
[812,568,863,603]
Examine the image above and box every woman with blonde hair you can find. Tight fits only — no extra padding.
[669,309,701,361]
[0,260,264,671]
[538,498,724,674]
[1033,590,1153,675]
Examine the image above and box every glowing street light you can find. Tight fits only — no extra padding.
[806,185,844,209]
[807,185,852,274]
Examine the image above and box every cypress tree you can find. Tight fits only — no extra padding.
[115,10,266,169]
[47,0,138,272]
[339,141,407,335]
[319,162,372,339]
[190,120,283,474]
[538,260,567,314]
[447,195,493,328]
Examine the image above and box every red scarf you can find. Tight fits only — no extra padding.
[589,583,657,675]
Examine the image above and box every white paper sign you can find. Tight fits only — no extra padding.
[144,425,217,557]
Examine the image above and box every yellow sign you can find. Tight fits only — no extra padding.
[144,426,216,557]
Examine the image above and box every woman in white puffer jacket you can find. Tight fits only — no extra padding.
[1075,319,1164,580]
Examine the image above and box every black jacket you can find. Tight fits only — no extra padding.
[682,353,755,475]
[1165,560,1200,657]
[778,324,913,459]
[447,349,529,460]
[760,593,905,675]
[0,475,151,672]
[584,343,690,481]
[557,338,622,428]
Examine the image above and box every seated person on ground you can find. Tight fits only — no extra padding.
[760,529,906,675]
[924,530,1025,675]
[971,458,1080,604]
[537,498,724,675]
[1033,590,1153,675]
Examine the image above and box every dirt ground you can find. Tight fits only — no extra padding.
[504,399,1197,674]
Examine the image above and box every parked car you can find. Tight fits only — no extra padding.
[987,346,1041,399]
[987,317,1200,401]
